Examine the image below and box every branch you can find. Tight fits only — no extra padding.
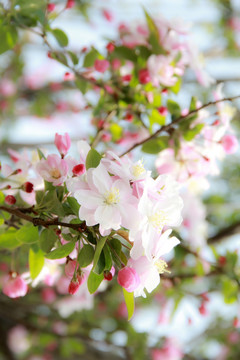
[120,94,240,157]
[0,206,86,232]
[208,222,240,244]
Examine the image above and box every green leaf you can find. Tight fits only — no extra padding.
[37,148,46,160]
[112,46,137,62]
[183,124,204,141]
[39,228,57,253]
[0,23,18,55]
[75,78,88,94]
[123,287,135,320]
[143,9,166,55]
[67,197,80,216]
[92,236,107,273]
[0,191,4,204]
[45,241,75,259]
[222,277,238,304]
[85,148,102,170]
[29,245,45,279]
[68,51,79,65]
[16,223,39,244]
[189,96,198,111]
[103,245,112,271]
[94,250,105,275]
[83,48,99,67]
[108,238,122,267]
[0,228,21,249]
[170,78,182,95]
[141,136,169,154]
[167,99,181,118]
[87,270,104,294]
[78,244,94,268]
[51,28,68,47]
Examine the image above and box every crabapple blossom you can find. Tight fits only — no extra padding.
[36,154,68,186]
[147,55,182,87]
[117,267,140,292]
[3,273,28,298]
[94,59,110,73]
[221,134,239,154]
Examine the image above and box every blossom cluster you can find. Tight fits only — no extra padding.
[0,133,183,303]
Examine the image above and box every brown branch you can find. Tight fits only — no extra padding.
[208,222,240,244]
[0,206,86,232]
[119,94,240,157]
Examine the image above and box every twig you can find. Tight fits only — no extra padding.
[119,94,240,157]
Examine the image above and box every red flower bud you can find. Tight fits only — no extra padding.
[125,113,133,122]
[104,270,113,281]
[218,256,226,266]
[72,164,86,176]
[106,42,115,53]
[66,0,75,9]
[158,106,168,116]
[139,69,150,84]
[5,195,16,205]
[47,3,56,12]
[22,182,34,193]
[68,278,80,295]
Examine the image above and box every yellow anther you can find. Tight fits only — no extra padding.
[104,187,120,205]
[50,168,61,179]
[155,259,170,274]
[132,160,146,178]
[149,210,167,232]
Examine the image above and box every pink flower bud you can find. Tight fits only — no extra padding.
[102,9,113,22]
[54,133,71,157]
[22,182,34,193]
[47,3,55,12]
[139,69,150,84]
[68,278,80,295]
[106,42,115,53]
[65,259,78,278]
[221,134,238,154]
[5,195,16,205]
[94,59,110,73]
[66,0,75,9]
[117,267,140,292]
[125,113,133,122]
[3,273,28,298]
[72,164,86,176]
[157,106,168,116]
[122,74,132,82]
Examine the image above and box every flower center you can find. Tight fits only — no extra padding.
[149,210,167,232]
[132,160,145,178]
[104,187,120,205]
[155,259,170,274]
[50,168,61,179]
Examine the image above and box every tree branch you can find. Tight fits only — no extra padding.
[119,94,240,157]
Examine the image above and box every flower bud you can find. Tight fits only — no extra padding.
[117,267,140,292]
[106,42,115,53]
[22,182,34,193]
[139,69,150,84]
[47,3,55,12]
[68,278,80,295]
[104,270,113,281]
[65,258,78,279]
[66,0,75,9]
[94,59,110,73]
[54,133,71,157]
[72,164,86,176]
[5,195,16,205]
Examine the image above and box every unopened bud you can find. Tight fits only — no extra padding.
[5,195,16,205]
[22,182,34,193]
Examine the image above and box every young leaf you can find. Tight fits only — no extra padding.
[51,28,69,47]
[45,241,76,259]
[29,245,44,279]
[83,48,99,67]
[141,136,169,154]
[16,224,39,244]
[67,197,80,216]
[87,270,104,294]
[0,228,21,249]
[123,287,135,320]
[78,244,94,267]
[85,148,102,170]
[39,228,57,253]
[92,236,107,273]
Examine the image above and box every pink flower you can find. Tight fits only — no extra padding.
[65,258,78,278]
[112,59,121,70]
[151,338,183,360]
[221,134,238,154]
[94,59,110,73]
[3,273,28,298]
[139,69,151,84]
[117,267,140,292]
[36,154,68,186]
[147,55,181,87]
[54,133,71,157]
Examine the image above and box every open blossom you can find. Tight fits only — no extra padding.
[147,55,182,87]
[128,230,180,297]
[54,133,71,157]
[71,162,140,235]
[117,267,140,292]
[36,154,68,186]
[221,134,238,154]
[3,273,28,298]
